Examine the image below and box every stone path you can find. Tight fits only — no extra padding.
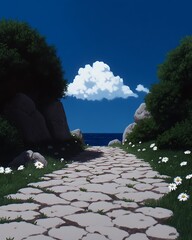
[0,147,179,240]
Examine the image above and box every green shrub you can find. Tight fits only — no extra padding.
[126,117,160,143]
[0,19,67,108]
[0,117,24,153]
[157,117,192,150]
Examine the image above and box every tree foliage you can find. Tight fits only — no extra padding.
[145,36,192,132]
[0,19,67,108]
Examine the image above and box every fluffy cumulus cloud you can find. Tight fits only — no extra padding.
[135,84,149,94]
[67,61,138,101]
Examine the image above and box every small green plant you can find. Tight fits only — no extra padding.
[126,184,134,188]
[122,198,134,202]
[97,209,105,215]
[75,169,81,172]
[79,188,87,192]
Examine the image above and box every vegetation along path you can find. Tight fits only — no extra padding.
[0,147,179,240]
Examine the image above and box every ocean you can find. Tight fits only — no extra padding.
[83,133,122,146]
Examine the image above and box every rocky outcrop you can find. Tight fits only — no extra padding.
[108,139,121,146]
[9,150,47,169]
[71,129,84,143]
[3,93,72,145]
[122,103,151,142]
[122,123,137,143]
[134,103,151,123]
[3,93,51,145]
[42,101,71,142]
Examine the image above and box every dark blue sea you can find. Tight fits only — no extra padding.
[83,133,122,146]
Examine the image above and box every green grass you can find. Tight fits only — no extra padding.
[117,141,192,240]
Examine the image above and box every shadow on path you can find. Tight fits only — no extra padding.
[69,149,104,162]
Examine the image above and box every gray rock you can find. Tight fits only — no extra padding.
[108,139,121,146]
[31,152,47,167]
[71,129,84,143]
[3,93,51,144]
[42,101,72,142]
[9,150,47,168]
[134,103,151,123]
[122,123,136,143]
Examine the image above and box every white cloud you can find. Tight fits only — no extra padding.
[135,84,149,94]
[67,61,138,100]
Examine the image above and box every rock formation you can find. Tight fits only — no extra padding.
[3,93,72,145]
[122,103,151,142]
[71,129,84,143]
[108,139,121,146]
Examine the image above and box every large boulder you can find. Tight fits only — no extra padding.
[122,123,137,142]
[108,139,121,146]
[134,103,151,123]
[42,101,72,142]
[9,150,47,169]
[3,93,51,145]
[71,129,84,143]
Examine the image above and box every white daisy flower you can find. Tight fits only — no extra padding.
[34,161,44,169]
[159,157,162,159]
[153,146,158,151]
[150,143,156,148]
[184,150,191,155]
[139,141,142,144]
[125,139,128,142]
[4,167,12,174]
[129,142,132,145]
[168,183,177,191]
[178,193,189,201]
[180,161,187,166]
[186,174,192,179]
[0,167,5,173]
[60,158,65,162]
[142,148,146,151]
[17,165,25,171]
[162,157,169,163]
[174,176,182,185]
[132,144,135,147]
[137,149,141,152]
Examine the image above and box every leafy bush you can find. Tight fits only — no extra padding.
[0,19,67,108]
[145,36,192,131]
[157,117,192,150]
[126,117,160,143]
[0,117,24,153]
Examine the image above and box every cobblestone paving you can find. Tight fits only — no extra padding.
[0,147,179,240]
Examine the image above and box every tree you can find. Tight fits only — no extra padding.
[145,36,192,131]
[0,19,67,108]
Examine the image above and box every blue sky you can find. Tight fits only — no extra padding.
[1,0,192,133]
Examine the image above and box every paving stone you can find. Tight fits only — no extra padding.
[0,203,40,211]
[40,205,82,217]
[65,212,113,227]
[91,174,120,183]
[139,178,164,184]
[0,221,45,240]
[35,217,65,229]
[82,233,109,240]
[18,187,43,194]
[113,178,138,186]
[153,186,170,194]
[47,185,78,193]
[113,213,157,229]
[117,186,138,193]
[51,169,70,175]
[133,183,154,191]
[152,182,169,187]
[83,183,120,194]
[88,201,121,212]
[48,226,87,240]
[32,193,69,205]
[146,224,179,239]
[125,233,150,240]
[136,207,173,220]
[107,209,131,218]
[0,209,40,220]
[114,200,139,209]
[23,235,56,240]
[121,171,145,179]
[71,201,90,208]
[28,179,64,188]
[116,191,163,203]
[6,193,35,200]
[60,191,111,202]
